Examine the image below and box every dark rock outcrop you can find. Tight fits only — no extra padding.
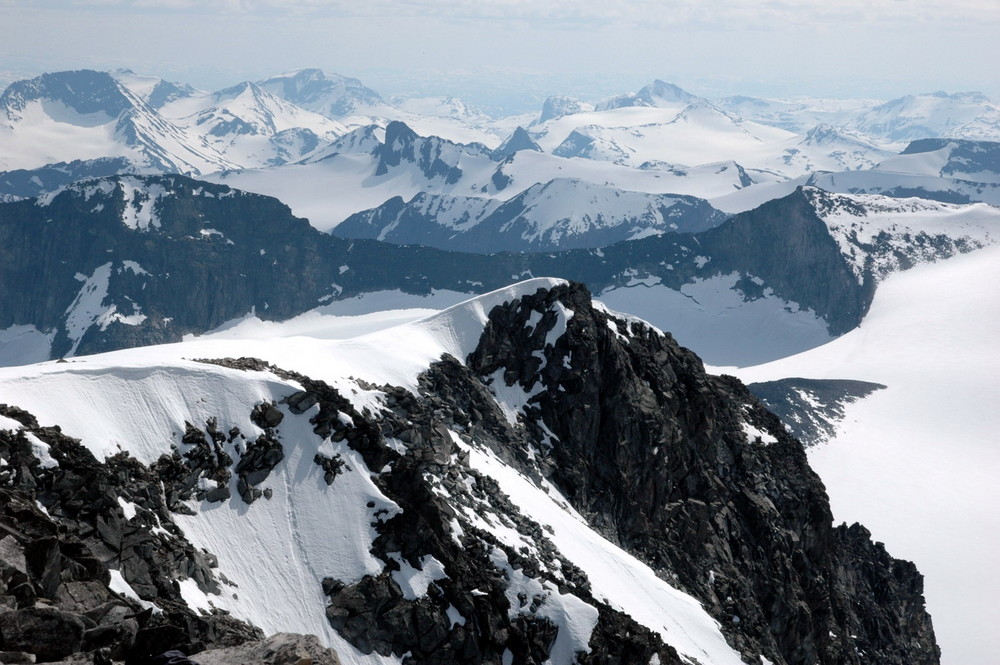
[0,406,262,664]
[492,127,542,159]
[193,632,341,665]
[0,606,86,661]
[464,282,938,665]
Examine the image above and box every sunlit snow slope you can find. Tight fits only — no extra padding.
[730,244,1000,665]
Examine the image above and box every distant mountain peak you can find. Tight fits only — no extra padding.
[494,126,542,158]
[595,79,700,111]
[383,119,419,147]
[1,69,132,121]
[257,68,384,118]
[536,95,593,124]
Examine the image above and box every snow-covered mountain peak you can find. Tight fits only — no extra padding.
[111,69,198,109]
[177,80,347,141]
[668,100,748,128]
[302,123,385,163]
[535,95,594,124]
[372,120,494,182]
[0,68,345,174]
[850,90,1000,142]
[257,68,385,118]
[640,79,701,105]
[801,123,877,147]
[382,119,420,148]
[392,277,569,368]
[0,272,939,664]
[494,126,542,158]
[595,79,701,111]
[0,69,132,122]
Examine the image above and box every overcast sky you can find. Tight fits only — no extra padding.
[2,0,998,112]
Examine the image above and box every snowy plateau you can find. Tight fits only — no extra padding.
[0,67,998,665]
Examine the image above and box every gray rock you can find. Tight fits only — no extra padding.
[55,581,114,614]
[193,633,340,665]
[0,606,86,661]
[82,618,138,659]
[0,535,28,575]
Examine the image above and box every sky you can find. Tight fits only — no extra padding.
[2,0,999,113]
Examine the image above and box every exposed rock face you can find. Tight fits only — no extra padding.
[0,606,86,661]
[493,127,542,159]
[465,283,938,665]
[373,121,488,183]
[193,632,341,665]
[212,359,685,665]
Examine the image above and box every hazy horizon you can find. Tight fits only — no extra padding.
[2,0,999,114]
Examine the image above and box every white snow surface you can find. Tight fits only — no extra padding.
[0,414,23,432]
[729,244,1000,665]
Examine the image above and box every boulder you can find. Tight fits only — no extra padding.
[192,633,340,665]
[0,606,86,661]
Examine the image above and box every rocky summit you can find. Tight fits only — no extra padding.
[0,281,938,664]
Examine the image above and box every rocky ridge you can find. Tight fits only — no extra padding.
[0,282,939,664]
[464,283,937,664]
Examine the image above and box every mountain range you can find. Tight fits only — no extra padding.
[1,65,998,665]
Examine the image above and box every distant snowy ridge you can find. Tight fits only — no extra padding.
[0,69,349,176]
[6,68,1000,227]
[803,187,999,281]
[6,175,994,368]
[847,91,1000,142]
[212,118,767,231]
[335,177,728,252]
